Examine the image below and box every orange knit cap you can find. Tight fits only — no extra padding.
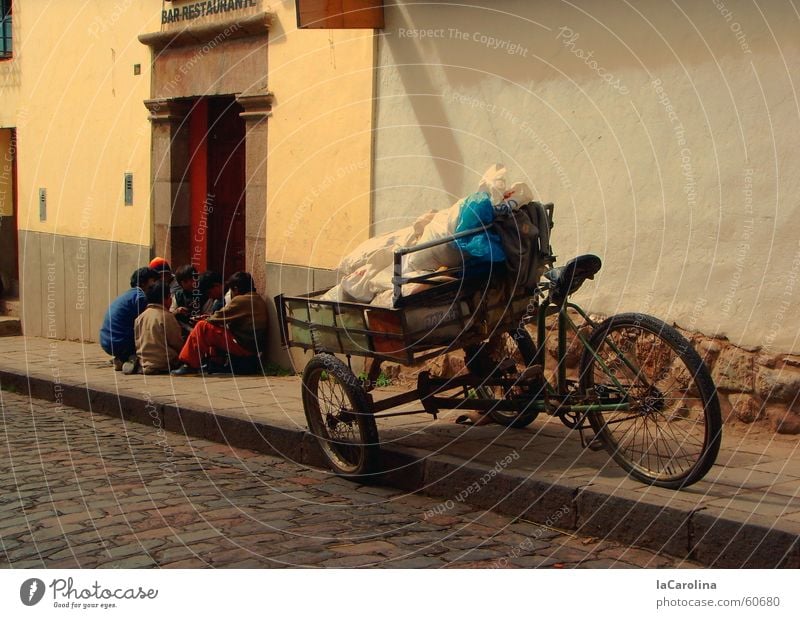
[149,257,172,274]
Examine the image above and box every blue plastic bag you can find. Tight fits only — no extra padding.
[455,192,506,268]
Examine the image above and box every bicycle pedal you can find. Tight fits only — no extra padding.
[586,436,605,451]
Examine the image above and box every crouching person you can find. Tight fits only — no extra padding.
[100,267,158,374]
[171,272,267,375]
[134,281,184,375]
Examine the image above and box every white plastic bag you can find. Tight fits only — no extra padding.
[337,225,417,276]
[406,200,464,272]
[477,163,508,205]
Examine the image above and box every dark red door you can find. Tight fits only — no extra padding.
[206,97,246,280]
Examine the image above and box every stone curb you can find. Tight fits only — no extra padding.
[1,367,797,568]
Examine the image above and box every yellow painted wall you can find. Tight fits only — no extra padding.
[14,0,160,245]
[265,2,375,269]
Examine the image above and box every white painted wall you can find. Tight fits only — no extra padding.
[372,0,800,353]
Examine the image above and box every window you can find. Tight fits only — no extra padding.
[0,0,11,59]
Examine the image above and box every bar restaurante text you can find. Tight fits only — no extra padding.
[162,0,258,24]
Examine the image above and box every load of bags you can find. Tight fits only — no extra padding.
[321,163,549,307]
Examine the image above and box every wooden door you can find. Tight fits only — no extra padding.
[206,97,246,280]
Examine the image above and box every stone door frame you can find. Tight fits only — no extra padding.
[140,13,272,294]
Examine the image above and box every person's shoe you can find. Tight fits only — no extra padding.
[122,355,138,375]
[170,364,197,376]
[112,358,124,371]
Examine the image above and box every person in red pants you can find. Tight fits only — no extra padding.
[171,272,268,375]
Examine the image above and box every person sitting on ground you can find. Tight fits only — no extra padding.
[171,272,268,375]
[149,257,174,286]
[170,264,199,334]
[134,281,184,375]
[99,267,158,374]
[197,270,224,317]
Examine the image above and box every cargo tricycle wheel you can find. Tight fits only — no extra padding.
[579,313,722,489]
[302,353,380,479]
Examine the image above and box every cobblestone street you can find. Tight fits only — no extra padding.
[0,390,698,568]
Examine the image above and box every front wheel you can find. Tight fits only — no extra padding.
[301,353,380,479]
[579,313,721,489]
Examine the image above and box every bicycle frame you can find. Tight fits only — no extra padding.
[367,294,637,432]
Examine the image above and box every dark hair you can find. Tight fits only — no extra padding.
[198,271,223,295]
[175,264,197,284]
[226,271,254,294]
[130,267,159,289]
[145,281,170,305]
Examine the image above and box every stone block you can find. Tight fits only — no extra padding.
[691,509,800,568]
[711,346,754,392]
[63,235,91,341]
[756,366,800,404]
[117,243,149,296]
[576,486,690,559]
[40,233,66,340]
[313,268,337,291]
[89,238,118,340]
[377,445,426,491]
[728,393,763,424]
[264,262,316,371]
[694,337,723,370]
[0,316,21,336]
[19,230,43,337]
[768,408,800,435]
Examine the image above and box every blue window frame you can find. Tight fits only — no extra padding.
[0,0,11,59]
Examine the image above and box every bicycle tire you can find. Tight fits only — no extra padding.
[579,313,721,488]
[301,353,380,479]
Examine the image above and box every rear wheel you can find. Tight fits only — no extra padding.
[579,313,721,488]
[301,353,380,479]
[467,329,542,428]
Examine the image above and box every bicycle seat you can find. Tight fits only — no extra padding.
[544,254,602,303]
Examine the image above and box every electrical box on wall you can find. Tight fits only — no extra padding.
[124,172,133,206]
[38,188,46,221]
[296,0,384,29]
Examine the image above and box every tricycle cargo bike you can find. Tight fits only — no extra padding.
[275,202,721,489]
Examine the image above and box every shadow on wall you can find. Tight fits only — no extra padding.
[383,4,465,200]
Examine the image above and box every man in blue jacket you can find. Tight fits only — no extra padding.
[100,267,159,373]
